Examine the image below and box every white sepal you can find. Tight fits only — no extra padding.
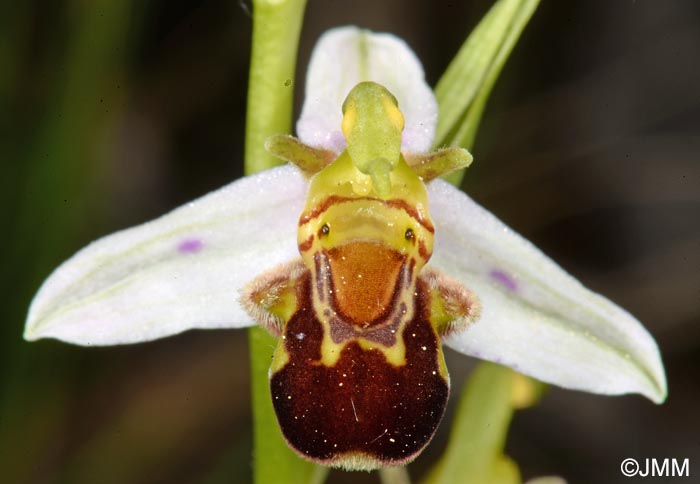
[297,26,437,155]
[25,165,306,345]
[427,180,667,403]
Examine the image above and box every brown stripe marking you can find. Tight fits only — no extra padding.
[299,195,434,233]
[418,240,431,261]
[298,235,314,252]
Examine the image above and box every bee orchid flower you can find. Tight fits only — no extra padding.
[25,26,666,470]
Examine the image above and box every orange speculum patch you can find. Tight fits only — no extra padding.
[328,241,404,325]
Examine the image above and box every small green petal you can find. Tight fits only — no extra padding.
[265,134,335,176]
[405,147,473,182]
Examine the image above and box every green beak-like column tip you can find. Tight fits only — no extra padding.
[341,81,404,197]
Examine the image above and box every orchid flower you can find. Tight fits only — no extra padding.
[25,25,666,471]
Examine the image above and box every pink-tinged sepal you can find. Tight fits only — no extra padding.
[24,165,306,345]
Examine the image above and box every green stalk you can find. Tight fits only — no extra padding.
[422,363,531,484]
[380,466,412,484]
[243,1,322,483]
[245,0,307,174]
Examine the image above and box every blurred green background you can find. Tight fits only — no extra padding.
[1,1,698,483]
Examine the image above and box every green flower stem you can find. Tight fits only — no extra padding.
[244,1,319,483]
[245,0,307,174]
[422,362,541,484]
[380,466,412,484]
[433,0,540,186]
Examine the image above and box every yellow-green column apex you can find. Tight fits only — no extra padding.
[341,82,404,197]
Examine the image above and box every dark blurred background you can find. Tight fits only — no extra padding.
[1,1,698,483]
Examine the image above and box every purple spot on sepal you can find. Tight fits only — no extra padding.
[489,269,518,292]
[177,238,204,254]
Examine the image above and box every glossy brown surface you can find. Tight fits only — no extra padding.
[271,273,448,467]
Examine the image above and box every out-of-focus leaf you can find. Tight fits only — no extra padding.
[0,1,134,481]
[433,0,540,185]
